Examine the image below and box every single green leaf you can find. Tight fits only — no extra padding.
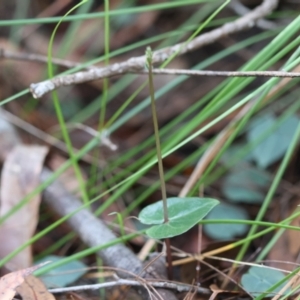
[35,255,87,288]
[203,203,249,240]
[139,197,219,239]
[241,266,290,297]
[222,167,271,204]
[247,113,299,168]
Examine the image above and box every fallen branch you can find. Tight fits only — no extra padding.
[29,0,278,98]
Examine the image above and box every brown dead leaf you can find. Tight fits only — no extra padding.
[0,263,47,300]
[0,145,48,268]
[16,275,56,300]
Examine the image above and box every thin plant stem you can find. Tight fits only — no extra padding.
[146,47,168,222]
[146,47,173,279]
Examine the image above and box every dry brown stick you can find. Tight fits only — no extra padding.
[29,0,278,98]
[4,48,300,78]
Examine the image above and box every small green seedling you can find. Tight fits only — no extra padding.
[143,47,219,241]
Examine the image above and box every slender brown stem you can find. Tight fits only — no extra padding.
[147,47,173,279]
[165,238,173,280]
[146,47,168,223]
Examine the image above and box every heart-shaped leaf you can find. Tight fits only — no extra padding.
[139,197,219,239]
[203,202,249,240]
[241,266,290,297]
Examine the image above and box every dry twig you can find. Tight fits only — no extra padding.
[4,49,300,78]
[228,0,277,30]
[143,69,300,78]
[48,278,210,295]
[29,0,278,98]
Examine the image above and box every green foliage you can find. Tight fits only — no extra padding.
[35,255,87,288]
[241,266,290,297]
[0,0,299,287]
[139,197,219,239]
[222,166,271,204]
[203,202,249,240]
[247,113,300,168]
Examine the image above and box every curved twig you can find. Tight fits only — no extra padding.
[29,0,278,98]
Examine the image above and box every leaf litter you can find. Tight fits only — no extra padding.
[0,263,53,300]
